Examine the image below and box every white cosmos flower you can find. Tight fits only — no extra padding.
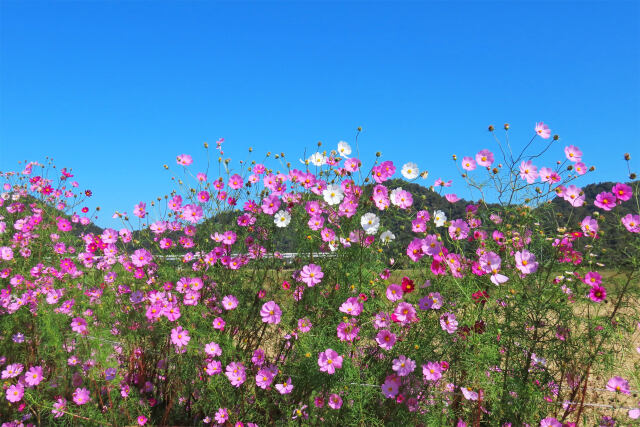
[323,184,344,205]
[337,141,352,158]
[380,230,396,244]
[390,187,402,207]
[361,212,380,235]
[401,162,419,180]
[309,152,326,167]
[274,210,291,228]
[433,210,447,227]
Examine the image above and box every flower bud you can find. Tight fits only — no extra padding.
[553,134,559,141]
[488,125,495,132]
[504,123,510,130]
[452,154,457,161]
[624,153,631,161]
[317,141,322,147]
[631,173,637,179]
[357,126,362,132]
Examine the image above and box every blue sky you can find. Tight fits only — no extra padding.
[1,1,638,229]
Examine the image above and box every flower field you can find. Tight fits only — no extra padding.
[1,123,639,426]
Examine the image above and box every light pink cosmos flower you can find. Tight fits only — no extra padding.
[214,408,229,424]
[52,397,66,418]
[535,122,552,139]
[204,342,222,357]
[204,360,222,376]
[25,365,44,387]
[564,145,582,162]
[563,185,585,207]
[461,156,477,171]
[6,384,24,403]
[440,312,458,334]
[422,361,443,381]
[594,192,617,211]
[133,201,146,218]
[612,183,633,201]
[260,301,282,324]
[170,326,190,348]
[275,377,293,394]
[318,349,343,374]
[328,393,343,410]
[376,329,397,350]
[540,417,562,427]
[580,216,599,237]
[606,376,630,394]
[73,387,91,405]
[448,219,469,240]
[339,297,363,316]
[0,246,13,261]
[2,363,24,379]
[131,248,152,268]
[622,214,640,233]
[182,204,204,223]
[461,386,479,401]
[519,160,538,184]
[300,263,324,287]
[475,149,494,167]
[515,249,538,275]
[71,317,88,335]
[393,302,417,324]
[228,174,244,190]
[479,252,509,285]
[574,162,587,175]
[176,154,193,166]
[392,355,416,377]
[298,318,312,332]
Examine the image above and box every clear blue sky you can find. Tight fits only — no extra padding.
[1,1,639,229]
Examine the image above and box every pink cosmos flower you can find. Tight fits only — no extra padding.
[440,312,458,334]
[386,284,403,302]
[6,384,24,403]
[275,377,293,394]
[589,285,606,302]
[622,214,640,233]
[376,329,397,350]
[52,397,66,418]
[176,154,193,166]
[475,149,494,167]
[540,417,562,427]
[392,355,416,376]
[222,295,239,310]
[445,193,460,203]
[225,362,246,387]
[422,361,443,381]
[228,174,244,190]
[71,317,88,335]
[260,300,282,324]
[182,204,204,223]
[328,393,343,410]
[73,387,91,405]
[2,363,24,379]
[255,368,275,389]
[606,376,630,394]
[519,160,538,184]
[612,183,633,201]
[574,162,587,175]
[318,349,343,374]
[393,302,417,324]
[137,415,148,426]
[0,246,13,261]
[594,192,617,211]
[584,271,602,287]
[170,326,190,348]
[580,216,598,237]
[298,318,312,332]
[131,248,152,268]
[564,145,582,162]
[381,377,400,398]
[25,365,44,386]
[214,408,229,424]
[300,263,324,287]
[204,342,222,357]
[261,194,281,215]
[204,360,222,376]
[535,122,551,139]
[339,297,363,316]
[461,156,477,171]
[514,249,538,275]
[448,219,469,240]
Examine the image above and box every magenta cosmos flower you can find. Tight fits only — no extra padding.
[594,192,617,211]
[535,122,552,139]
[318,349,343,374]
[260,301,282,324]
[589,285,606,302]
[300,263,324,287]
[606,376,630,394]
[73,387,91,405]
[255,368,275,389]
[376,329,397,350]
[612,182,633,201]
[170,326,190,348]
[328,393,343,410]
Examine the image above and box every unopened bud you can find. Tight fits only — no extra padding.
[589,166,595,172]
[317,141,322,147]
[204,142,209,148]
[376,152,381,157]
[553,134,559,141]
[357,126,362,132]
[631,173,637,180]
[504,123,510,130]
[567,165,573,170]
[624,153,631,161]
[488,125,495,132]
[492,168,499,174]
[452,154,457,161]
